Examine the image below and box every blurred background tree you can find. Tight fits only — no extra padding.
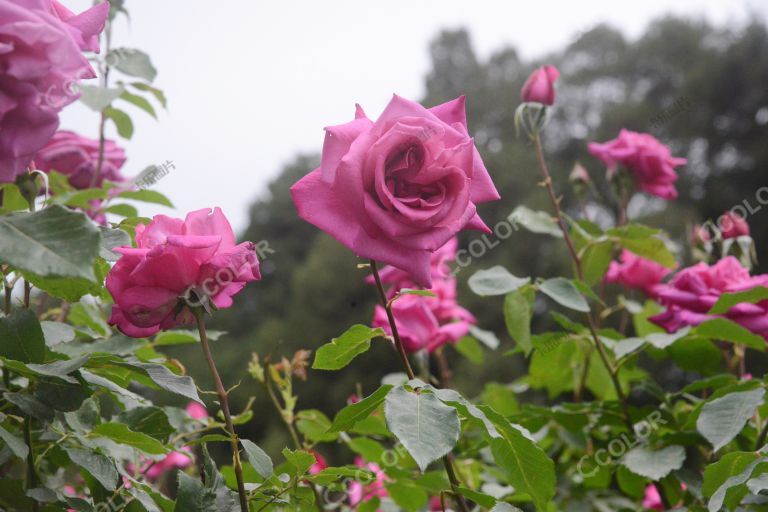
[165,16,768,459]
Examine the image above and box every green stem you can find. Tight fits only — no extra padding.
[369,261,470,512]
[24,416,39,512]
[192,309,249,512]
[532,134,634,433]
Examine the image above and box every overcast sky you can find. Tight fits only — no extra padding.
[61,0,765,232]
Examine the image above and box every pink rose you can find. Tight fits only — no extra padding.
[127,449,194,481]
[35,131,127,189]
[717,211,750,239]
[372,294,471,353]
[0,0,108,181]
[588,130,687,200]
[50,0,109,53]
[605,249,671,297]
[366,238,475,324]
[650,256,768,339]
[309,451,328,475]
[106,208,261,338]
[521,65,560,106]
[185,401,208,420]
[348,458,388,507]
[291,95,500,287]
[642,485,663,510]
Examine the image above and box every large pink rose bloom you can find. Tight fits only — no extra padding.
[106,208,260,338]
[0,0,108,181]
[373,295,471,353]
[650,256,768,339]
[521,65,559,106]
[588,129,687,200]
[291,95,500,288]
[35,130,127,188]
[605,249,671,297]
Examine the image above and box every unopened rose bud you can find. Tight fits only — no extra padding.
[569,162,591,184]
[521,65,560,106]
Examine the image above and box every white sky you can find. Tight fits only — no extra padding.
[60,0,765,232]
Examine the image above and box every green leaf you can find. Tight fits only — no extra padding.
[78,85,125,111]
[282,448,317,476]
[4,392,54,421]
[329,384,392,433]
[92,423,167,455]
[478,406,556,510]
[0,309,45,364]
[312,325,384,370]
[397,288,436,298]
[581,241,614,286]
[490,504,523,512]
[65,447,118,491]
[22,259,107,302]
[469,326,500,349]
[118,407,174,441]
[703,452,759,498]
[709,286,768,315]
[616,235,676,269]
[622,445,686,480]
[296,409,337,442]
[109,48,158,81]
[174,471,216,512]
[455,336,484,364]
[27,356,89,384]
[0,205,100,280]
[119,90,157,118]
[468,266,530,296]
[99,226,131,261]
[384,384,460,471]
[504,286,535,355]
[697,388,766,451]
[104,107,134,139]
[708,457,768,512]
[694,318,766,351]
[241,439,273,479]
[117,189,174,208]
[108,361,203,405]
[34,377,91,411]
[130,82,167,108]
[40,321,75,347]
[539,277,590,312]
[481,383,519,416]
[510,206,562,238]
[0,424,28,459]
[385,481,428,512]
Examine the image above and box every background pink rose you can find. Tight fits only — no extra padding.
[718,211,750,239]
[35,130,127,189]
[291,95,500,287]
[605,249,671,297]
[373,294,471,353]
[0,0,107,181]
[588,129,687,200]
[107,207,261,337]
[650,256,768,338]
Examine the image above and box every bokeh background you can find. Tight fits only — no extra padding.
[63,1,768,459]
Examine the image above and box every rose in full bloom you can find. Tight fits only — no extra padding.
[291,95,500,287]
[604,249,672,297]
[348,458,388,507]
[106,208,260,338]
[521,65,560,106]
[0,0,108,181]
[717,211,750,239]
[588,129,687,200]
[373,295,472,353]
[35,131,127,189]
[650,256,768,339]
